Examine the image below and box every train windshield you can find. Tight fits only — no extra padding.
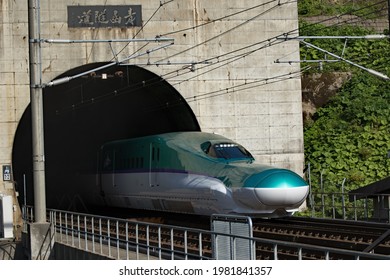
[202,142,254,161]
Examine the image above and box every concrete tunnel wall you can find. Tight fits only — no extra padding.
[1,1,305,208]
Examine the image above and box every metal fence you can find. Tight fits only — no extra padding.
[22,206,390,260]
[306,192,390,223]
[304,164,390,223]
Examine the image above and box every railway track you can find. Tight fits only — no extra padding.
[252,217,390,259]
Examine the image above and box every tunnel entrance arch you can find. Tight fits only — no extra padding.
[12,63,200,209]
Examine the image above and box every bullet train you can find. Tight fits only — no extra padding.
[78,131,309,218]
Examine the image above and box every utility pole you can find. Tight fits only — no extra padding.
[26,0,52,260]
[28,0,46,223]
[26,1,174,224]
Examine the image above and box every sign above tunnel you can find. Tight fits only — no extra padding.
[67,5,142,28]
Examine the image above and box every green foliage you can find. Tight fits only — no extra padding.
[299,21,390,75]
[304,73,390,194]
[298,0,385,18]
[299,1,390,220]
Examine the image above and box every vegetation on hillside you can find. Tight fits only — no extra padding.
[298,0,387,18]
[298,0,390,199]
[304,73,390,191]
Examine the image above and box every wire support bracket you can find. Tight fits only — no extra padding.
[276,35,390,80]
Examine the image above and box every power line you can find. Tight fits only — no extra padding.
[52,0,390,112]
[159,0,282,37]
[298,0,388,34]
[113,0,174,61]
[154,0,296,63]
[150,0,389,91]
[86,0,108,63]
[95,2,299,94]
[274,1,390,78]
[186,67,311,102]
[45,0,300,98]
[54,65,309,116]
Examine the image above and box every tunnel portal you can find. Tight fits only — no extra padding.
[12,63,200,209]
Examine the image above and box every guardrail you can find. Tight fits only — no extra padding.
[23,206,390,260]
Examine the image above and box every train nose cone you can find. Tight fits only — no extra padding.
[245,169,308,206]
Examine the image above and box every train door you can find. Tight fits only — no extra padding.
[149,142,161,188]
[101,147,116,193]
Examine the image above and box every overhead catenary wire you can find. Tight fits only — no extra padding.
[162,0,389,84]
[154,0,295,63]
[299,40,390,79]
[159,0,281,37]
[52,1,295,93]
[52,0,389,112]
[185,66,311,102]
[153,0,387,70]
[45,0,299,95]
[45,42,174,87]
[50,0,325,111]
[112,0,286,61]
[69,0,388,79]
[279,1,390,78]
[298,0,388,33]
[49,0,388,87]
[140,1,384,96]
[112,0,174,62]
[86,0,108,63]
[149,1,389,84]
[54,65,310,116]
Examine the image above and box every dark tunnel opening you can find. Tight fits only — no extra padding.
[12,63,200,211]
